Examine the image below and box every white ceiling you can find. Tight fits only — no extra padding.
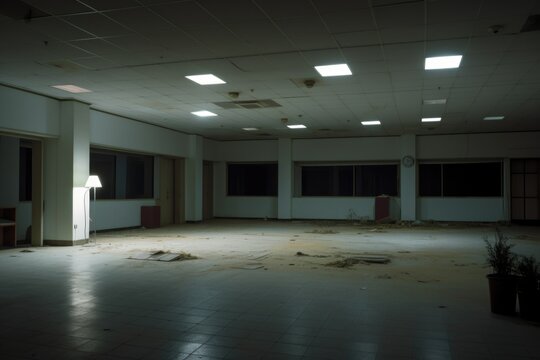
[1,0,539,140]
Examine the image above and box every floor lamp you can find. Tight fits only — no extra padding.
[85,175,102,244]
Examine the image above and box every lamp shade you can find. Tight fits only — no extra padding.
[85,175,102,188]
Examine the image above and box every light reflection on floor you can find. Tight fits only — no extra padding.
[0,219,539,360]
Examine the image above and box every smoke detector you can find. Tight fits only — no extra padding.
[488,25,504,34]
[304,79,316,88]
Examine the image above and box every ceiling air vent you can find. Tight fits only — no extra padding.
[213,99,281,110]
[0,0,49,20]
[521,14,540,32]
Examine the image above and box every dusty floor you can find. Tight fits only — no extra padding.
[1,219,540,360]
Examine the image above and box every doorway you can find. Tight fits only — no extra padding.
[511,159,540,223]
[203,161,213,220]
[159,157,185,226]
[159,158,174,226]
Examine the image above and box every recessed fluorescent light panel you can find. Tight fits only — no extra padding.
[287,124,306,129]
[483,116,505,120]
[185,74,226,85]
[51,84,92,93]
[314,63,352,77]
[421,117,442,122]
[361,120,381,126]
[191,110,217,117]
[423,99,447,105]
[242,127,258,131]
[425,55,462,70]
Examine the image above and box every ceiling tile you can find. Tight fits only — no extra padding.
[196,0,267,23]
[25,17,94,41]
[380,25,424,43]
[274,17,336,49]
[63,13,133,37]
[312,0,371,13]
[23,0,93,15]
[427,0,482,24]
[321,10,376,33]
[78,0,141,11]
[150,1,220,29]
[374,1,425,29]
[107,7,176,33]
[335,30,380,47]
[255,0,318,20]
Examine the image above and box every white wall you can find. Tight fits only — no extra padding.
[203,138,219,161]
[293,136,401,161]
[414,132,540,222]
[90,111,190,157]
[418,198,505,222]
[293,198,375,220]
[90,110,194,228]
[16,202,31,240]
[93,199,156,231]
[292,197,400,220]
[213,161,278,219]
[417,132,540,159]
[214,140,278,161]
[0,86,59,137]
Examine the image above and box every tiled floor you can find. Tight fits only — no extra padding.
[1,220,539,359]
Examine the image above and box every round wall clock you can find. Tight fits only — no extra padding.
[402,155,415,168]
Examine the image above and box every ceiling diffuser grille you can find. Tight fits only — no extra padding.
[213,99,281,109]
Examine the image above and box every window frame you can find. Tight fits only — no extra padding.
[418,160,503,197]
[295,162,400,198]
[90,147,154,200]
[226,162,278,197]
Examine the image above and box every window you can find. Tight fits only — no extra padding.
[355,165,398,196]
[419,162,502,197]
[418,164,442,196]
[19,146,32,201]
[126,155,154,199]
[302,166,353,196]
[299,164,398,197]
[227,163,277,196]
[90,149,154,199]
[90,151,116,199]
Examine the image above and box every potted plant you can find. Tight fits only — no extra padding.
[516,255,540,321]
[485,228,518,315]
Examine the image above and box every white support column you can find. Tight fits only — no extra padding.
[400,134,417,221]
[44,101,90,245]
[185,135,203,222]
[502,158,511,222]
[278,138,292,219]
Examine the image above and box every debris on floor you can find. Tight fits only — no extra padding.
[305,229,339,234]
[325,255,391,268]
[295,251,330,258]
[247,251,270,261]
[129,250,198,262]
[368,228,388,233]
[325,258,361,268]
[235,263,264,270]
[377,274,392,279]
[20,249,34,253]
[417,279,440,283]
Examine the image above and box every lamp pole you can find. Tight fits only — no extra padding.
[85,175,102,245]
[92,186,97,244]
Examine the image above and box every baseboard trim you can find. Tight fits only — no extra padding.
[44,239,88,246]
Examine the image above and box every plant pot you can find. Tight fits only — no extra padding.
[487,274,518,315]
[517,278,540,321]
